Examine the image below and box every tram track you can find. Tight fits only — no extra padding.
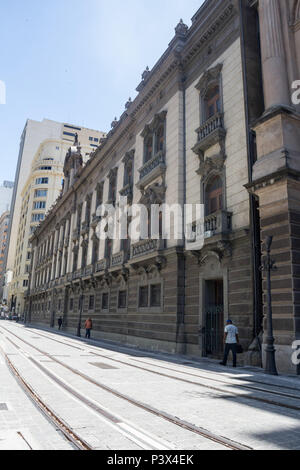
[0,324,253,451]
[1,344,92,450]
[8,324,300,409]
[12,323,300,396]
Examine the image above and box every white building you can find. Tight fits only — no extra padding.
[6,118,106,312]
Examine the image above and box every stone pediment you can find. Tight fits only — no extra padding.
[195,63,223,97]
[196,152,226,178]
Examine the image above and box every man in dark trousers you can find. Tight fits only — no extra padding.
[220,319,239,368]
[58,317,63,330]
[85,318,93,339]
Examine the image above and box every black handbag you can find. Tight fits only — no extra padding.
[236,344,243,354]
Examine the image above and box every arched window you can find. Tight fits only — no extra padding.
[109,174,117,206]
[145,135,153,163]
[156,125,165,153]
[124,161,133,187]
[205,176,223,216]
[92,238,99,265]
[205,85,221,120]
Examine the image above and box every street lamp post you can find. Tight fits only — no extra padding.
[261,236,278,376]
[77,280,84,338]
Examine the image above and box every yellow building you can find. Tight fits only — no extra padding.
[9,124,105,315]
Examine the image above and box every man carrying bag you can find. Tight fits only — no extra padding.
[220,320,241,368]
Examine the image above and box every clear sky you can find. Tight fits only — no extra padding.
[0,0,204,183]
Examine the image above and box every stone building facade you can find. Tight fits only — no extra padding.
[247,0,300,373]
[25,0,300,373]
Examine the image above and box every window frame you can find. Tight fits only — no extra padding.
[137,280,164,313]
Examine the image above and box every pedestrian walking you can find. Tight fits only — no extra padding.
[220,319,239,368]
[58,317,63,330]
[85,318,93,339]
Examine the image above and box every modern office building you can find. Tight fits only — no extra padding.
[6,119,106,314]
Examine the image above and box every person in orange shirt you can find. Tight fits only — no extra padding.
[85,318,93,339]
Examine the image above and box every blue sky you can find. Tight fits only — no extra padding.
[0,0,204,182]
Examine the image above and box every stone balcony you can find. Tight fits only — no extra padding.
[111,250,129,268]
[95,258,109,273]
[131,238,165,259]
[204,210,232,238]
[83,264,94,277]
[137,151,166,189]
[192,113,226,156]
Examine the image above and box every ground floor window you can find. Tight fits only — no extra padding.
[89,295,95,310]
[118,290,127,309]
[102,293,109,310]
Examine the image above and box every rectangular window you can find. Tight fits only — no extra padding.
[89,295,95,310]
[35,177,49,185]
[69,299,74,311]
[32,213,45,222]
[102,293,109,310]
[33,201,46,209]
[78,295,85,311]
[63,131,76,138]
[150,284,161,307]
[118,291,127,309]
[64,124,81,131]
[139,286,148,308]
[34,189,47,198]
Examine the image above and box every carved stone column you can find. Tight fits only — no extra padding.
[258,0,290,109]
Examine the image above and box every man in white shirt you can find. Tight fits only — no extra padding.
[220,320,239,368]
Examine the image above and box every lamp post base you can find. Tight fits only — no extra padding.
[265,345,278,376]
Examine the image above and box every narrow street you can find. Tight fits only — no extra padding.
[0,321,300,451]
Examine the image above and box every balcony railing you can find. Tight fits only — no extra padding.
[193,113,226,155]
[95,258,108,273]
[197,113,224,141]
[111,250,128,268]
[138,151,166,187]
[84,265,94,277]
[131,238,165,259]
[204,210,232,237]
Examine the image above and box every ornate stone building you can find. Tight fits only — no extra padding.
[247,0,300,373]
[25,0,300,373]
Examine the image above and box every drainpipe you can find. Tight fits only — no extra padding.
[175,64,187,354]
[239,0,264,349]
